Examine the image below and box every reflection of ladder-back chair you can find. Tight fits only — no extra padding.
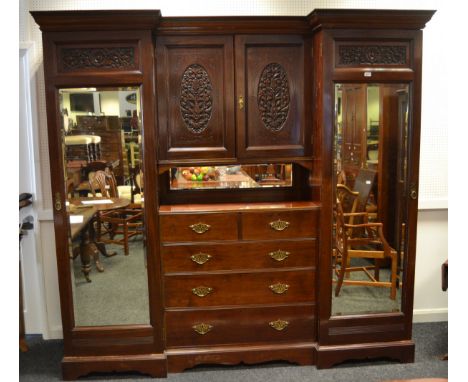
[334,197,398,300]
[89,169,143,256]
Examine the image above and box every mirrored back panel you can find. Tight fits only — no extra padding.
[332,83,409,316]
[59,87,150,327]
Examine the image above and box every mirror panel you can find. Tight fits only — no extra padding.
[169,164,293,190]
[60,87,149,327]
[332,83,409,316]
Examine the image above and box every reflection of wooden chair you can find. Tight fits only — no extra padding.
[90,168,143,256]
[334,198,398,300]
[353,168,377,213]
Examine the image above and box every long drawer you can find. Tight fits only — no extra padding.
[166,304,316,347]
[160,212,238,242]
[162,239,316,273]
[164,269,315,308]
[241,210,318,240]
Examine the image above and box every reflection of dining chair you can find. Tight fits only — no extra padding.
[334,197,398,300]
[353,168,377,213]
[91,167,143,256]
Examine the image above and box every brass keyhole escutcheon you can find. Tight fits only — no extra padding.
[409,184,418,200]
[54,192,62,211]
[238,95,244,110]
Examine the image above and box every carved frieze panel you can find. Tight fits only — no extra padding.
[337,45,408,66]
[180,64,213,134]
[59,47,136,71]
[257,63,291,132]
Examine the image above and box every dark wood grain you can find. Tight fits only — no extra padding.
[166,304,316,347]
[156,35,235,160]
[162,239,316,273]
[164,269,315,308]
[236,35,308,159]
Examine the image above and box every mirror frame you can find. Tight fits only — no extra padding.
[38,25,164,360]
[312,17,432,366]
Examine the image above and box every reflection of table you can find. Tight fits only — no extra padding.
[69,198,130,282]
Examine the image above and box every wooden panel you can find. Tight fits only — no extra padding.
[335,41,410,68]
[241,210,318,240]
[164,269,315,307]
[162,239,316,273]
[236,35,307,158]
[166,304,315,347]
[160,212,238,242]
[156,35,235,160]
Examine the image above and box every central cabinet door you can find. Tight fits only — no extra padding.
[235,35,306,158]
[156,35,235,160]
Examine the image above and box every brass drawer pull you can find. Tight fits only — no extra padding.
[269,282,289,294]
[193,323,213,335]
[269,219,290,231]
[190,222,211,234]
[269,249,290,262]
[191,252,212,265]
[192,286,213,297]
[269,319,289,331]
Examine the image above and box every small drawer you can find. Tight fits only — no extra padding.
[164,269,315,308]
[160,212,238,243]
[166,304,316,347]
[241,210,318,240]
[162,239,316,273]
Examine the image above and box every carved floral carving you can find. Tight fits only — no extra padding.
[60,47,135,71]
[257,63,290,132]
[338,45,407,66]
[180,64,213,134]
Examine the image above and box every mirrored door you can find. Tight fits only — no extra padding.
[59,87,149,327]
[332,83,409,316]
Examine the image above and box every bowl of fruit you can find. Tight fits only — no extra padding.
[180,167,220,182]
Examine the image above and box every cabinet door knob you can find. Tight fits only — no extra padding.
[238,95,244,110]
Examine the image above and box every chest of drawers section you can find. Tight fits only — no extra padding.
[159,203,319,348]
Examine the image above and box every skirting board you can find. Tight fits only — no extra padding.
[412,308,448,323]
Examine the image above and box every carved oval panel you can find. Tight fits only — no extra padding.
[180,64,213,134]
[257,63,290,132]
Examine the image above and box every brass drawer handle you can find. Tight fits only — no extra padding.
[190,222,211,234]
[269,219,290,231]
[269,319,289,331]
[191,252,212,265]
[192,286,213,297]
[193,323,213,335]
[269,282,289,294]
[269,249,290,262]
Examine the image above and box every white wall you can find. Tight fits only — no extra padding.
[20,0,448,339]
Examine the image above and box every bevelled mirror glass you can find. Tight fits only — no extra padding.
[59,87,149,326]
[332,83,409,316]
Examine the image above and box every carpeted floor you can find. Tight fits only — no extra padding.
[19,321,447,382]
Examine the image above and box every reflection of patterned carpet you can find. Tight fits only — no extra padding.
[72,236,149,327]
[332,259,401,316]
